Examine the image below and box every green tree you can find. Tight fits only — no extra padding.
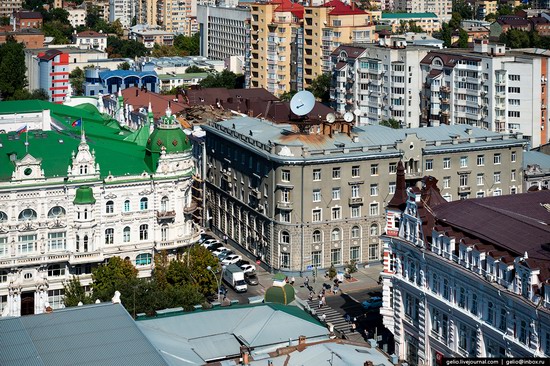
[0,16,9,26]
[151,44,184,57]
[380,118,401,129]
[69,67,85,96]
[47,8,70,24]
[23,0,52,11]
[91,256,138,305]
[279,90,297,101]
[9,88,49,101]
[199,70,239,89]
[43,20,72,44]
[453,0,473,20]
[63,276,94,307]
[184,245,219,297]
[106,36,148,58]
[186,65,207,73]
[408,21,424,33]
[457,28,469,48]
[174,33,200,56]
[327,265,337,280]
[0,38,27,99]
[117,61,131,70]
[499,28,530,48]
[306,73,331,103]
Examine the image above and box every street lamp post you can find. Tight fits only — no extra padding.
[207,265,224,303]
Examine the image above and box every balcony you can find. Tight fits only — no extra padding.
[458,186,471,193]
[157,210,176,221]
[70,251,103,265]
[183,200,199,214]
[349,197,364,205]
[276,201,293,210]
[440,86,450,93]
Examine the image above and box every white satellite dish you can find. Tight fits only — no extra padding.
[344,112,354,122]
[326,113,336,123]
[290,90,316,116]
[353,108,361,116]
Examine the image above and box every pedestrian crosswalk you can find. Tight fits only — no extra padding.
[305,299,354,337]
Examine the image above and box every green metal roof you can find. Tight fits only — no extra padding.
[381,12,438,19]
[265,284,296,305]
[73,186,96,204]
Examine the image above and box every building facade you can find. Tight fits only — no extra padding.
[202,115,524,273]
[68,8,87,28]
[137,0,157,27]
[380,175,550,364]
[420,40,550,148]
[157,0,197,35]
[130,29,175,48]
[0,0,21,18]
[393,0,451,22]
[109,0,137,28]
[37,49,70,104]
[379,12,441,34]
[197,4,250,61]
[0,101,199,317]
[82,68,159,96]
[73,31,108,52]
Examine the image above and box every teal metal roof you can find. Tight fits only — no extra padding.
[524,150,550,170]
[0,303,169,366]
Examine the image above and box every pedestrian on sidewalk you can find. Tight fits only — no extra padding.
[322,295,326,307]
[308,291,314,301]
[320,313,326,322]
[290,276,295,285]
[318,298,323,309]
[223,235,228,245]
[304,276,309,288]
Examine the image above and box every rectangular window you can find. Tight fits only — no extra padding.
[280,211,291,222]
[389,182,396,194]
[48,232,66,251]
[370,184,378,196]
[313,169,321,181]
[425,159,433,171]
[443,177,450,189]
[280,252,290,269]
[350,246,360,261]
[312,190,321,202]
[370,164,379,175]
[332,188,340,200]
[312,251,322,268]
[494,172,501,184]
[331,207,341,220]
[48,289,65,310]
[0,237,7,257]
[443,158,451,169]
[351,206,361,218]
[281,170,290,182]
[460,156,468,168]
[389,163,397,174]
[332,167,341,179]
[330,248,342,265]
[281,189,290,202]
[369,243,378,260]
[511,151,516,162]
[477,155,484,166]
[18,234,37,254]
[460,174,468,187]
[477,174,484,186]
[352,165,360,177]
[511,170,516,181]
[494,153,501,164]
[312,209,322,222]
[369,203,379,216]
[351,185,360,198]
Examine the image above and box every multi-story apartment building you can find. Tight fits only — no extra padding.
[0,0,22,18]
[73,31,108,52]
[0,101,199,317]
[330,40,432,127]
[380,172,550,364]
[302,1,378,89]
[201,114,524,273]
[249,0,303,96]
[393,0,451,22]
[197,4,250,61]
[157,0,197,35]
[130,29,175,48]
[37,49,70,104]
[68,8,87,28]
[379,12,441,34]
[137,0,157,27]
[109,0,137,28]
[420,40,550,148]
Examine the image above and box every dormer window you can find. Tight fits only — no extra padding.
[80,165,88,174]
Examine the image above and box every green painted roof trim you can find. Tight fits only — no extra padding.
[73,186,96,204]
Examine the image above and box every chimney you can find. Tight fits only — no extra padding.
[135,88,138,97]
[240,346,249,365]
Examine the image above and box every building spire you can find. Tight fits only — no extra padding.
[387,160,407,210]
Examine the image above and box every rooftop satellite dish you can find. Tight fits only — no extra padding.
[290,90,316,116]
[353,108,361,116]
[344,112,354,122]
[326,113,336,123]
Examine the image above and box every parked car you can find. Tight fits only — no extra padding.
[207,242,224,251]
[212,247,230,257]
[217,250,233,260]
[222,254,242,265]
[198,234,214,244]
[361,296,382,310]
[203,239,219,247]
[240,264,256,273]
[245,273,259,286]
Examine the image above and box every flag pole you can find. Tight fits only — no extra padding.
[25,123,28,154]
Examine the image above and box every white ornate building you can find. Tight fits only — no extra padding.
[380,162,550,365]
[0,99,200,317]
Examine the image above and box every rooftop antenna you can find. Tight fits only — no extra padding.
[343,112,354,123]
[290,90,315,116]
[326,113,336,123]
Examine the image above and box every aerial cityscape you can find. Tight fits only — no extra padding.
[0,0,549,365]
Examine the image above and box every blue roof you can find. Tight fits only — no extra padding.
[99,70,157,80]
[0,303,168,366]
[524,150,550,170]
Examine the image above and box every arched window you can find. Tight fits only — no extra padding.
[79,165,88,174]
[136,253,152,266]
[0,211,8,222]
[123,199,130,212]
[75,235,80,252]
[370,224,379,236]
[123,226,131,242]
[331,228,341,241]
[83,235,88,252]
[351,226,361,239]
[280,231,290,244]
[312,230,321,243]
[161,196,169,212]
[105,228,114,244]
[106,200,114,214]
[83,208,88,220]
[18,208,37,221]
[139,224,148,240]
[140,197,148,210]
[47,206,66,218]
[47,264,65,277]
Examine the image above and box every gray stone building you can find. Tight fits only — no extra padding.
[202,116,525,273]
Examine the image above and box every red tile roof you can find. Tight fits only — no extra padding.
[322,0,366,16]
[273,0,304,19]
[76,31,107,38]
[121,87,188,119]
